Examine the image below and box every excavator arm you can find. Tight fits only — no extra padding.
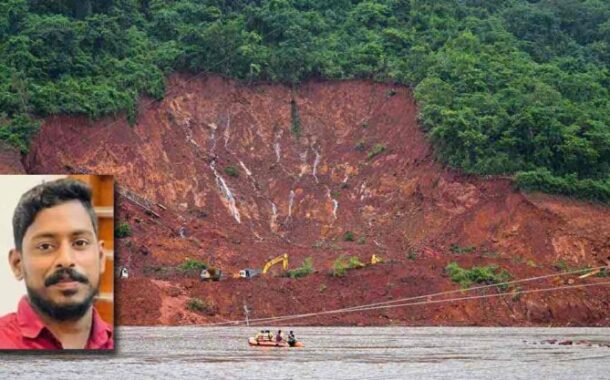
[262,253,288,274]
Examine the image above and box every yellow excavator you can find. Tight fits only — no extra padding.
[262,253,289,274]
[371,254,383,265]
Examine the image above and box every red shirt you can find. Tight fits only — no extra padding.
[0,296,113,350]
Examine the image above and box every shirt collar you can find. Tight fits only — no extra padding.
[16,296,47,339]
[16,295,113,347]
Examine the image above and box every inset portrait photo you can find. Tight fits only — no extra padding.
[0,175,114,350]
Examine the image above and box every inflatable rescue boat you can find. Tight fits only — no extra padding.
[248,337,304,347]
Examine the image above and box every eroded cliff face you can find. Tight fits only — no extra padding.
[0,142,25,173]
[12,75,610,326]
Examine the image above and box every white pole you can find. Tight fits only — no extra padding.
[243,304,250,327]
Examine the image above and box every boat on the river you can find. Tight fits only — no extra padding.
[248,337,304,347]
[248,331,304,347]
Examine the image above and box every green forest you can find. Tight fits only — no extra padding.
[0,0,609,202]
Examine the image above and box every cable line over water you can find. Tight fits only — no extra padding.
[204,266,610,327]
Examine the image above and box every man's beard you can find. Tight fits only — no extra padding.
[26,268,98,321]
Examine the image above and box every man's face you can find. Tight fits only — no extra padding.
[10,200,104,320]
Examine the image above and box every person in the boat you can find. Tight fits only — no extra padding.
[266,330,273,341]
[288,331,296,346]
[275,330,283,344]
[255,330,265,342]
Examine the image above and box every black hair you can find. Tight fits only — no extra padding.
[12,178,97,251]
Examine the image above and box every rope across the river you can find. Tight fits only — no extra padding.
[203,265,610,327]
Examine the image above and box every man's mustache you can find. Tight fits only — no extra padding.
[44,268,89,287]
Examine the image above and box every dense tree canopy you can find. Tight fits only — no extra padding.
[0,0,609,201]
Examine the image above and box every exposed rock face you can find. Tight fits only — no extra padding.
[5,74,608,326]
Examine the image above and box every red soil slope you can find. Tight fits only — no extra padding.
[5,74,609,326]
[0,142,25,173]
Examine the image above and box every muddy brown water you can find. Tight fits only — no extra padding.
[1,327,609,379]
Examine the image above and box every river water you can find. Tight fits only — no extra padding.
[1,327,609,379]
